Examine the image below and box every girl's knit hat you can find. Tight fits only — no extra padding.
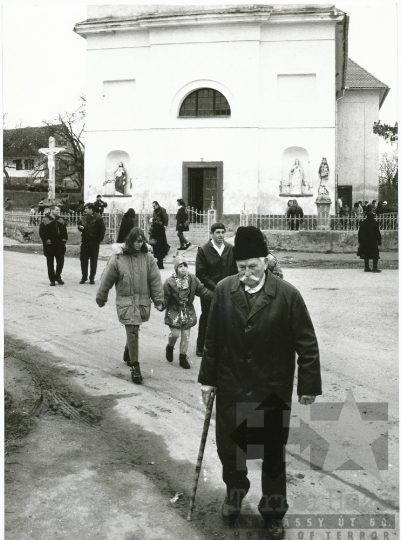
[174,256,188,272]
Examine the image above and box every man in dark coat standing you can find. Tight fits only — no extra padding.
[195,222,237,356]
[78,202,106,284]
[198,226,321,539]
[39,205,68,286]
[357,211,382,272]
[93,194,108,215]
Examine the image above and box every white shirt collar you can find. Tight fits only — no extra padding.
[244,274,266,293]
[211,239,225,256]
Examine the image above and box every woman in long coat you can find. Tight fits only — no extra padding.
[96,227,164,384]
[357,211,382,272]
[117,208,136,243]
[149,220,170,269]
[176,198,191,250]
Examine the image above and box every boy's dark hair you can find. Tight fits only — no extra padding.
[84,202,94,210]
[210,222,226,233]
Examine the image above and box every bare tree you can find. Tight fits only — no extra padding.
[39,97,85,190]
[379,151,398,204]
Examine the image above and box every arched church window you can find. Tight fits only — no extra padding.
[179,89,231,117]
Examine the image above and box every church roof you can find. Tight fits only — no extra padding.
[346,58,389,108]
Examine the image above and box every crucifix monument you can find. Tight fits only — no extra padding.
[39,136,65,202]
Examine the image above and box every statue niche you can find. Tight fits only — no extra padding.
[280,156,312,196]
[104,150,130,196]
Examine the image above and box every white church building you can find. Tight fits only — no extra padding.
[74,4,389,220]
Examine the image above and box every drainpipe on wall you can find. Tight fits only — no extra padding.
[335,88,347,212]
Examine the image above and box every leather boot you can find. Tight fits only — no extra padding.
[166,344,174,362]
[130,362,143,384]
[179,354,191,369]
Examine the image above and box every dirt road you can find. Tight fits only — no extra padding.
[4,251,399,540]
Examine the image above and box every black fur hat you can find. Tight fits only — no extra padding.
[233,226,268,261]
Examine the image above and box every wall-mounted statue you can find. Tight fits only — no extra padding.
[290,159,303,193]
[114,162,127,195]
[318,157,330,196]
[281,158,312,195]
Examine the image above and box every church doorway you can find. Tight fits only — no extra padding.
[338,185,353,208]
[182,161,223,218]
[188,168,218,211]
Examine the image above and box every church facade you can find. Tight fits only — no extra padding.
[74,4,388,219]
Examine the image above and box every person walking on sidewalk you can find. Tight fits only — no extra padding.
[164,257,213,369]
[149,219,170,269]
[39,205,68,286]
[78,202,106,284]
[198,226,321,539]
[357,210,382,272]
[176,198,191,250]
[96,228,165,384]
[195,222,237,356]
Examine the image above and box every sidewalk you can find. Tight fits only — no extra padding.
[3,235,398,268]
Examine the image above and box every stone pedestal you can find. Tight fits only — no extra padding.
[315,196,332,230]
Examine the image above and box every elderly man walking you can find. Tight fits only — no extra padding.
[198,226,321,538]
[78,202,106,284]
[195,222,237,356]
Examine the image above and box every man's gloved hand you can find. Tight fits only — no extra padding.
[201,385,217,407]
[96,299,105,308]
[298,395,316,405]
[155,303,165,312]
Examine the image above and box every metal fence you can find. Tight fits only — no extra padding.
[3,211,123,242]
[138,207,216,240]
[240,213,398,231]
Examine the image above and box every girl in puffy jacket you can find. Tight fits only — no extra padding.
[164,257,213,369]
[96,227,164,384]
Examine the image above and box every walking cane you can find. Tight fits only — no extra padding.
[187,388,216,521]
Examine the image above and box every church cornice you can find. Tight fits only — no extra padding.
[74,5,346,36]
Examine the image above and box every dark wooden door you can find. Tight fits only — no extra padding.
[188,168,204,210]
[203,168,217,210]
[338,185,353,209]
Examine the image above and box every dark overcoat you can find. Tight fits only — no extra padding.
[117,216,135,243]
[196,240,237,292]
[176,207,189,232]
[78,213,106,244]
[198,271,321,455]
[150,221,170,259]
[39,215,68,257]
[357,218,381,259]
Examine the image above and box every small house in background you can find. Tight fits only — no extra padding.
[3,125,81,192]
[3,125,62,187]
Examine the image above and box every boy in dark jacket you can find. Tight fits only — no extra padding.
[78,202,106,284]
[39,205,68,286]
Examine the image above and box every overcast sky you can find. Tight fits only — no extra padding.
[2,1,399,129]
